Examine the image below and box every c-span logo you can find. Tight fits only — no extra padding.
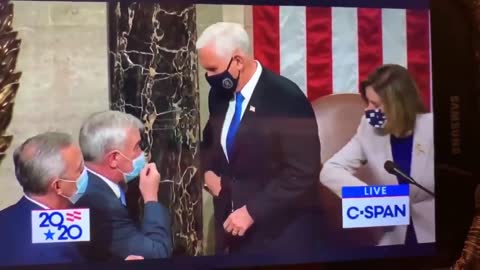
[342,185,410,228]
[31,209,90,243]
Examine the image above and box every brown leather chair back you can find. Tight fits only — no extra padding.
[311,93,380,246]
[311,93,365,163]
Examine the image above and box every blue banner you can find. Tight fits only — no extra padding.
[342,185,409,198]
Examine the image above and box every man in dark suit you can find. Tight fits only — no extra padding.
[197,22,322,256]
[74,111,172,261]
[0,132,85,266]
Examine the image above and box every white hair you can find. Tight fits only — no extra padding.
[14,132,74,195]
[196,22,251,58]
[79,110,143,162]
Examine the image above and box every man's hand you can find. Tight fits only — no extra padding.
[223,205,254,237]
[125,255,144,260]
[204,170,221,197]
[139,163,160,203]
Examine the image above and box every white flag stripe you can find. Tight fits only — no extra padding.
[279,6,307,95]
[332,7,359,94]
[382,9,407,67]
[260,7,429,100]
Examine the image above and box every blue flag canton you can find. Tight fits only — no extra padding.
[342,185,409,198]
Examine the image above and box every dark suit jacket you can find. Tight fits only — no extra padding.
[0,197,83,266]
[74,172,172,261]
[201,67,323,256]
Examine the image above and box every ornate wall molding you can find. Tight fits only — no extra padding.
[0,1,21,164]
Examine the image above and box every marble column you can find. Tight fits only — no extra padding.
[108,2,202,256]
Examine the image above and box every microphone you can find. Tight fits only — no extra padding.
[384,160,435,197]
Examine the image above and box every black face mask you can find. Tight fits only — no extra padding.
[205,58,240,100]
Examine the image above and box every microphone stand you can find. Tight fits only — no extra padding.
[394,168,435,197]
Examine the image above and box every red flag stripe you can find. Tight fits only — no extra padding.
[306,7,333,101]
[252,7,431,104]
[67,213,81,219]
[253,6,280,74]
[357,8,383,89]
[406,10,431,111]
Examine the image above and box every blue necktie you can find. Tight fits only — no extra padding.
[119,187,126,206]
[226,93,245,159]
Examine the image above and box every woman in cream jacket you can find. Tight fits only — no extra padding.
[320,64,434,246]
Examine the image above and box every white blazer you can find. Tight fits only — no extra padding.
[320,113,435,246]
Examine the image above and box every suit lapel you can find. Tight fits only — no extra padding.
[381,132,399,185]
[228,72,265,164]
[410,115,431,200]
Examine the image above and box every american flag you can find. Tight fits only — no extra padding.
[252,6,431,111]
[66,210,82,222]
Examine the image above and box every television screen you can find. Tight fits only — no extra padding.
[0,0,470,269]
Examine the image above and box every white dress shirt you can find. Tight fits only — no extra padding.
[221,60,263,161]
[86,167,121,199]
[24,195,50,209]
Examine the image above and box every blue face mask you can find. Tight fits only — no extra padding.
[365,108,387,128]
[59,167,89,204]
[205,57,239,100]
[118,152,147,183]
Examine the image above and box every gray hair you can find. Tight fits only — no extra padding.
[196,22,251,58]
[13,132,74,195]
[79,110,144,162]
